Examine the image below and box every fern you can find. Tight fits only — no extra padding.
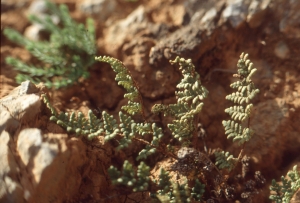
[270,165,300,203]
[156,168,172,195]
[222,53,259,145]
[43,94,105,139]
[191,179,205,201]
[108,161,150,192]
[95,56,142,116]
[214,151,237,172]
[43,53,265,202]
[4,1,96,88]
[151,57,208,143]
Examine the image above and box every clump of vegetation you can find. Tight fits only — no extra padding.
[4,1,96,88]
[42,53,288,202]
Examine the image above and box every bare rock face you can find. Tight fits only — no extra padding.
[0,80,40,133]
[103,5,148,57]
[77,0,117,20]
[0,81,91,203]
[0,130,24,203]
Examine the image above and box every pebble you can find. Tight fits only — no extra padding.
[274,41,290,59]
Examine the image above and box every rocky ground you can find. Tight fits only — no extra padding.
[1,0,300,202]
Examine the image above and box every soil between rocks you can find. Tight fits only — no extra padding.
[1,0,300,203]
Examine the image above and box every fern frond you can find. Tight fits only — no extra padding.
[134,162,150,192]
[103,111,119,141]
[215,151,238,172]
[43,94,104,139]
[108,161,150,192]
[223,53,259,145]
[270,165,300,203]
[152,56,208,143]
[157,168,172,195]
[95,56,142,116]
[191,179,205,201]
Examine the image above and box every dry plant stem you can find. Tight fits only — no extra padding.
[203,153,222,176]
[125,68,147,122]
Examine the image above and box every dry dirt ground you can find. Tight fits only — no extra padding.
[1,0,300,203]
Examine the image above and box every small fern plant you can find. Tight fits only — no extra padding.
[43,55,207,202]
[214,53,259,172]
[42,53,266,202]
[4,1,96,88]
[270,165,300,203]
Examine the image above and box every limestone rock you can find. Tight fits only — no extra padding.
[0,81,92,202]
[222,0,248,28]
[246,0,270,28]
[103,5,148,56]
[0,81,41,133]
[77,0,117,20]
[0,130,24,203]
[279,0,300,38]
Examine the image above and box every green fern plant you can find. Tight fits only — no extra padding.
[4,1,96,88]
[215,53,259,172]
[43,55,207,201]
[152,57,208,143]
[222,52,259,145]
[43,53,264,202]
[270,165,300,203]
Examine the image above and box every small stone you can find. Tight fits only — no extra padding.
[24,24,44,41]
[274,41,290,59]
[27,0,48,15]
[155,70,164,81]
[77,0,117,20]
[177,147,196,159]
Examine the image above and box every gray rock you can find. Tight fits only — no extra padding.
[0,81,41,134]
[279,0,300,38]
[199,8,218,30]
[77,0,117,20]
[27,0,48,15]
[17,128,43,166]
[104,5,148,56]
[0,130,24,203]
[247,0,270,28]
[222,0,248,28]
